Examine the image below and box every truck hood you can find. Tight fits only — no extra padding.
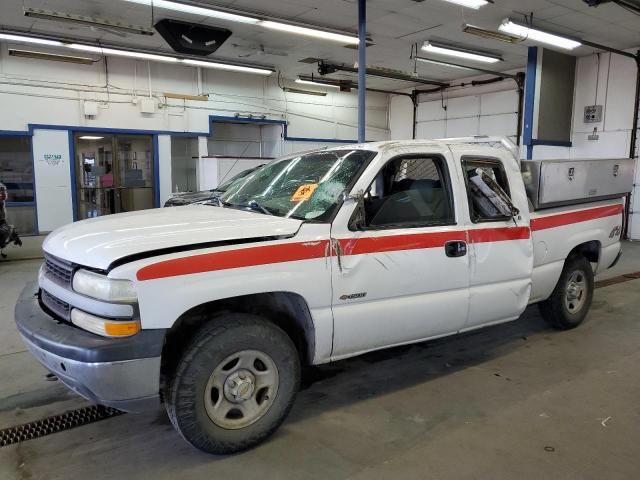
[43,206,302,270]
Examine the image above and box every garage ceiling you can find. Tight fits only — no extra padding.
[1,0,639,89]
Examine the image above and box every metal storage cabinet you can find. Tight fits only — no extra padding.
[522,158,634,210]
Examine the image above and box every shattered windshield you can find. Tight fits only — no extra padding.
[216,166,262,192]
[220,149,375,221]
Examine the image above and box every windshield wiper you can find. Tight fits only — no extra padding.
[206,197,231,208]
[247,200,273,216]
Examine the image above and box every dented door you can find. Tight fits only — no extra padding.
[453,147,534,331]
[328,146,471,359]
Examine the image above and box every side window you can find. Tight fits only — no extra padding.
[356,156,454,229]
[463,158,514,223]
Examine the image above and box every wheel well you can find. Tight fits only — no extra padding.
[568,240,601,264]
[160,292,315,388]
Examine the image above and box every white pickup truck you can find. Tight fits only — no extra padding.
[16,138,632,454]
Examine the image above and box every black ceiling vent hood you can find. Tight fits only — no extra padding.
[155,19,232,55]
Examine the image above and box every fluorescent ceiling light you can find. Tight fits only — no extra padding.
[414,56,475,70]
[68,44,179,63]
[463,24,521,44]
[23,8,154,36]
[499,19,581,50]
[123,0,259,24]
[0,33,63,46]
[0,32,274,76]
[295,78,340,88]
[122,0,359,44]
[421,41,502,63]
[78,136,105,140]
[283,87,327,96]
[8,49,96,64]
[439,0,489,9]
[182,58,272,75]
[260,21,359,45]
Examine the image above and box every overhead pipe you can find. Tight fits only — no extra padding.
[622,51,640,239]
[515,72,525,146]
[357,0,366,143]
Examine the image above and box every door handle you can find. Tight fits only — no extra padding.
[445,240,467,258]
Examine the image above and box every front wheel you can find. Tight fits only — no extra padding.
[539,254,594,330]
[165,314,300,454]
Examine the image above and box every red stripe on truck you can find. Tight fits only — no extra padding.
[338,231,464,255]
[136,203,621,281]
[137,227,528,281]
[530,204,623,231]
[468,226,530,243]
[136,240,330,281]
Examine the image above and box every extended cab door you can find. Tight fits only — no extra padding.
[329,145,470,359]
[450,145,533,331]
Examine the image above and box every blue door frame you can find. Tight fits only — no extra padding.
[4,115,360,225]
[523,46,573,160]
[0,130,38,235]
[66,128,161,221]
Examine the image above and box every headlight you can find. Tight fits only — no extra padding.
[71,309,140,337]
[72,269,137,303]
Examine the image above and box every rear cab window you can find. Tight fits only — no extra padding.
[462,157,514,223]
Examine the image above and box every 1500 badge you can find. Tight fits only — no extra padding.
[339,292,367,301]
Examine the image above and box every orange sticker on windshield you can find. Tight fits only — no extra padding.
[291,183,318,201]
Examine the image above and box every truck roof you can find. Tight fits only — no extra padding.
[326,136,518,157]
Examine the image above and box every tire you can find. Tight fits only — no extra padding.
[539,254,594,330]
[165,313,300,454]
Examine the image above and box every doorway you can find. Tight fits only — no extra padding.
[74,133,155,220]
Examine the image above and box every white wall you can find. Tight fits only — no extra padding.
[157,135,172,205]
[208,123,283,158]
[415,89,519,142]
[389,74,521,143]
[31,129,73,231]
[389,95,414,140]
[389,52,639,238]
[0,43,390,141]
[0,42,392,231]
[543,51,639,239]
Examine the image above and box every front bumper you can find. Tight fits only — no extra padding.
[15,282,166,412]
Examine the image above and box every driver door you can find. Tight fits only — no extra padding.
[329,150,470,359]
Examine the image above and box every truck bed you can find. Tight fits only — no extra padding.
[528,198,624,303]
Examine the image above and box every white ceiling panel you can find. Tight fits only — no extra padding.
[0,0,637,90]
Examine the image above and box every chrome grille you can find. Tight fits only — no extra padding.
[44,254,74,286]
[41,290,71,321]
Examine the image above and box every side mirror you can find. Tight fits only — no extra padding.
[344,190,366,231]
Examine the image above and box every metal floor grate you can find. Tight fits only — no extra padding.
[0,405,125,447]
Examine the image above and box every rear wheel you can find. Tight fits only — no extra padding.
[165,314,300,454]
[539,254,594,330]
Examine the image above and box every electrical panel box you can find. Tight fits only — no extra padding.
[584,105,603,123]
[140,98,156,114]
[83,101,98,117]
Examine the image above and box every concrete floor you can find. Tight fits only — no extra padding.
[1,243,639,479]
